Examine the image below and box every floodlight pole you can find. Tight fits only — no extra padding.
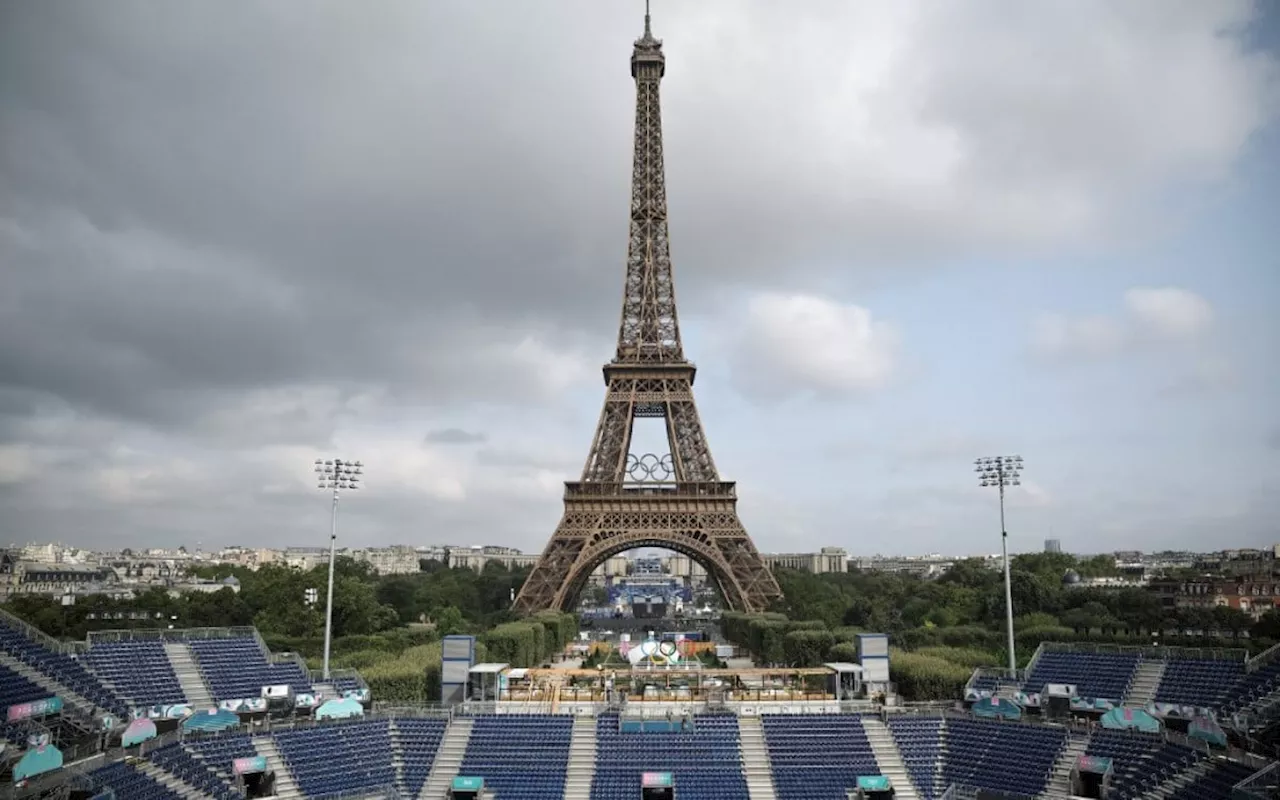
[314,457,363,681]
[976,455,1024,677]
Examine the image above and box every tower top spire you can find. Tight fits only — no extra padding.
[632,0,664,77]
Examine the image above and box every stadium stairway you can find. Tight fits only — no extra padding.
[133,758,204,800]
[419,716,474,799]
[736,715,778,800]
[1149,758,1214,799]
[253,735,302,799]
[388,717,412,795]
[0,651,98,716]
[860,717,919,800]
[1045,730,1090,797]
[1124,657,1166,707]
[564,714,598,800]
[164,641,214,708]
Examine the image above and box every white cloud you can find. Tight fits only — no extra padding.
[670,0,1278,266]
[1032,286,1215,359]
[727,292,897,400]
[1031,314,1128,359]
[1124,287,1214,340]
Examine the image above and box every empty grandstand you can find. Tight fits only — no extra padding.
[1,604,1276,800]
[60,705,1275,800]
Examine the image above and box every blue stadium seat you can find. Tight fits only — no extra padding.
[1154,658,1246,708]
[887,716,944,799]
[184,732,260,780]
[462,714,573,800]
[1166,759,1256,800]
[85,640,187,706]
[1084,728,1201,798]
[0,621,126,715]
[274,719,396,798]
[330,676,363,693]
[1220,661,1280,714]
[87,760,185,800]
[941,717,1065,797]
[188,636,311,701]
[391,717,448,796]
[147,741,242,799]
[762,714,879,800]
[1022,651,1139,701]
[0,661,52,710]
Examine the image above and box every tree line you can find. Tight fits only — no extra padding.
[7,549,1279,703]
[5,557,529,656]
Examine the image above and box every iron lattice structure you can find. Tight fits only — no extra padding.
[513,10,783,615]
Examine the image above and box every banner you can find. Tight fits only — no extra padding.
[219,698,267,713]
[121,717,158,747]
[7,696,62,722]
[138,704,193,720]
[314,697,363,721]
[233,756,269,775]
[182,707,241,733]
[1077,755,1113,774]
[341,688,371,704]
[13,744,63,781]
[641,772,673,788]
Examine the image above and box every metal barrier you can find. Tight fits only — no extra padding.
[965,666,1027,692]
[1246,640,1280,673]
[311,784,403,800]
[309,667,369,689]
[1041,641,1248,662]
[0,608,83,655]
[84,626,260,644]
[1233,760,1280,798]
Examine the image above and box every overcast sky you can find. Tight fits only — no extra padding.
[2,1,1278,559]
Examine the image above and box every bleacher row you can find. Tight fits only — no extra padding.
[0,617,320,713]
[77,713,1265,800]
[970,647,1280,712]
[5,612,1279,722]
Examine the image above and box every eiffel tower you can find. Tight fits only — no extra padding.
[512,5,784,615]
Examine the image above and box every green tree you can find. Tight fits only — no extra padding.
[432,606,466,637]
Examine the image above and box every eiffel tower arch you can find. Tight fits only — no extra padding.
[512,7,784,615]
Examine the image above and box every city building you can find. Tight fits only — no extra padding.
[446,546,539,572]
[850,554,957,578]
[761,547,848,574]
[283,547,330,571]
[351,545,420,575]
[1148,574,1280,620]
[1044,539,1061,554]
[11,562,119,598]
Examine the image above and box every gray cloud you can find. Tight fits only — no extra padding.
[425,429,487,446]
[0,1,1274,551]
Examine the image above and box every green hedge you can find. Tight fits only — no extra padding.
[913,646,999,669]
[889,648,972,701]
[827,642,858,663]
[356,640,489,704]
[481,612,576,667]
[784,629,836,667]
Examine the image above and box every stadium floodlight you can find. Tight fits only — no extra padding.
[975,455,1024,677]
[315,457,363,680]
